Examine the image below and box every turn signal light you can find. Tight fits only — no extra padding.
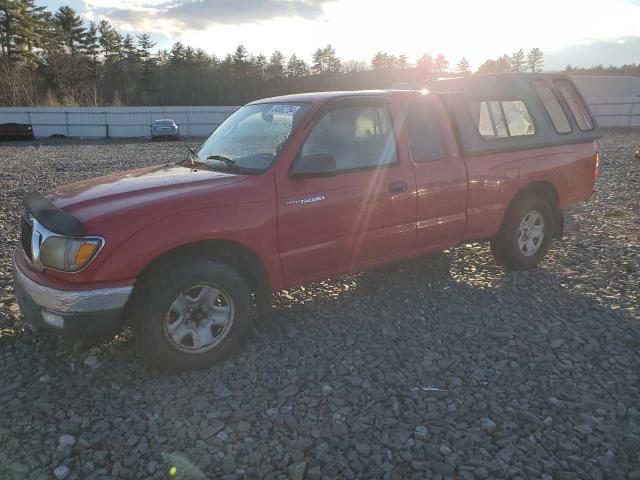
[594,152,600,179]
[75,243,99,265]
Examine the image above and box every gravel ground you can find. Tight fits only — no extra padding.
[0,131,638,480]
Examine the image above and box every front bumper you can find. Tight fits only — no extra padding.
[12,251,133,336]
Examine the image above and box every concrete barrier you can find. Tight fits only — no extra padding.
[0,75,638,138]
[0,106,240,139]
[571,75,640,127]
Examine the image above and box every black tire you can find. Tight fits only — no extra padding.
[133,259,252,372]
[490,193,554,270]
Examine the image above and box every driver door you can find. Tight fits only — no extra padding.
[275,97,417,284]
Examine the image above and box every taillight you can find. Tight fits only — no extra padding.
[594,152,600,179]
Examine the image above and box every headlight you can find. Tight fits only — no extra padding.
[39,236,103,272]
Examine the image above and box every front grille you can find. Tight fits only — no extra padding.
[20,215,33,260]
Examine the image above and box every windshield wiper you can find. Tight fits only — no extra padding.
[184,146,197,167]
[205,155,240,172]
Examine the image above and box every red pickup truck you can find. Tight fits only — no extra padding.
[13,74,600,371]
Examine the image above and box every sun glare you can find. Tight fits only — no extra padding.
[178,0,640,69]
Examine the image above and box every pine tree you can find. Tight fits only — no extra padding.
[324,44,340,73]
[98,20,121,64]
[16,0,46,64]
[372,52,395,70]
[232,44,248,64]
[476,55,511,74]
[433,53,449,76]
[80,21,100,103]
[509,49,525,72]
[312,44,340,74]
[252,53,267,79]
[183,46,196,64]
[527,48,544,72]
[311,47,325,74]
[193,48,212,70]
[231,44,250,77]
[81,22,99,66]
[1,0,45,63]
[286,54,308,77]
[54,6,85,55]
[122,33,138,62]
[457,57,471,76]
[137,32,156,85]
[267,50,285,79]
[416,53,434,77]
[169,42,186,66]
[0,0,22,61]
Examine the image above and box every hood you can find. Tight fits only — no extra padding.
[46,163,247,223]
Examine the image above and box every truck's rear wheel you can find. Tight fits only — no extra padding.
[133,259,251,372]
[491,193,554,270]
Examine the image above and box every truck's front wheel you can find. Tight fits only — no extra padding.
[133,259,252,372]
[491,193,554,270]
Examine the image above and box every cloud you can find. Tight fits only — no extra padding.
[545,36,640,70]
[90,0,334,31]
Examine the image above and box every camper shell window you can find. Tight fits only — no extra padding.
[469,100,535,139]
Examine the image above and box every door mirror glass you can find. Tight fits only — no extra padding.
[290,154,336,178]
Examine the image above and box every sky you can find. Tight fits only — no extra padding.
[44,0,640,70]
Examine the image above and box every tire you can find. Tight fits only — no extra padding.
[133,259,252,372]
[490,193,554,270]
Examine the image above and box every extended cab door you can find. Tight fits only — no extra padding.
[404,94,468,251]
[275,97,417,284]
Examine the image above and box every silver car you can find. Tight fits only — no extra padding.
[150,119,179,140]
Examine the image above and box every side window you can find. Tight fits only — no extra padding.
[469,100,535,139]
[531,79,572,133]
[405,99,446,162]
[502,101,536,136]
[300,104,397,171]
[554,79,594,131]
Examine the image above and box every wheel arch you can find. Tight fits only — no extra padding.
[512,181,559,212]
[130,239,272,304]
[502,180,562,239]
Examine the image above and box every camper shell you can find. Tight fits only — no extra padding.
[426,73,601,156]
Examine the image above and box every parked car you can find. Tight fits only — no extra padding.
[13,74,600,371]
[0,123,35,141]
[150,118,179,140]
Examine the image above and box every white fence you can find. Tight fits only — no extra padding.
[0,106,240,139]
[0,75,638,138]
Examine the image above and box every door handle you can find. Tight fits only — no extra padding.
[389,181,407,194]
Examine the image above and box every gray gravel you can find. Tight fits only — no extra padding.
[0,132,639,479]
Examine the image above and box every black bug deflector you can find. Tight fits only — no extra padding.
[23,192,85,236]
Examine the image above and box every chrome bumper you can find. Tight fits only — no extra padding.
[13,252,133,314]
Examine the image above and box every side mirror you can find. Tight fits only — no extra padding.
[290,154,336,178]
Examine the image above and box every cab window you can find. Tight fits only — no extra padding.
[405,98,446,162]
[300,104,397,172]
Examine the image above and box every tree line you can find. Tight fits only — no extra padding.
[2,1,627,108]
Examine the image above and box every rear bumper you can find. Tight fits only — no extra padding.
[12,251,132,336]
[150,130,179,138]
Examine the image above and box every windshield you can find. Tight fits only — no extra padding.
[155,120,174,126]
[192,102,310,173]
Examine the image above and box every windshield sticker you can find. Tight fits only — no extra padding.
[268,104,301,116]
